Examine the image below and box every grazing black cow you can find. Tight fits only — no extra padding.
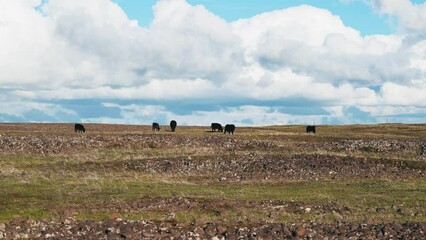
[152,122,160,131]
[74,123,85,133]
[224,124,235,134]
[211,123,223,132]
[306,125,316,134]
[170,120,177,132]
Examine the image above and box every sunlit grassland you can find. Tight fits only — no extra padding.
[0,124,425,224]
[1,154,425,223]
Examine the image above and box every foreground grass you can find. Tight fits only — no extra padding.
[1,172,425,223]
[1,123,425,224]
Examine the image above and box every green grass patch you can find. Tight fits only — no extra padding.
[1,176,425,223]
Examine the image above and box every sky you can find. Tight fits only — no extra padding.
[0,0,425,126]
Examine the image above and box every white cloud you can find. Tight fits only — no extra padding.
[85,103,329,126]
[371,0,426,32]
[0,0,425,124]
[381,82,426,106]
[141,0,244,82]
[359,105,426,116]
[233,5,362,49]
[84,103,171,125]
[88,102,420,126]
[233,6,417,86]
[0,98,77,122]
[11,78,221,100]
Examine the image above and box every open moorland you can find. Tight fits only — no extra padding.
[0,123,425,239]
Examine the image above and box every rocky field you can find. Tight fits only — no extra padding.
[0,123,425,239]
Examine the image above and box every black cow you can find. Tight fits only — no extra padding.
[306,125,316,134]
[170,120,177,132]
[75,123,85,133]
[152,122,160,131]
[224,124,235,134]
[211,123,223,132]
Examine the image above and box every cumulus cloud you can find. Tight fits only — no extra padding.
[233,6,422,86]
[0,98,78,123]
[11,78,221,100]
[0,0,139,88]
[381,82,426,106]
[0,0,424,124]
[142,0,244,82]
[84,103,329,126]
[371,0,426,32]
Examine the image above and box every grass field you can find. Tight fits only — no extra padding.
[0,123,425,226]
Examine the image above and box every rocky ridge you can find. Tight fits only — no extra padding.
[3,218,425,239]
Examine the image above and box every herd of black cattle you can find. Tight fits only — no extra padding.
[74,122,316,134]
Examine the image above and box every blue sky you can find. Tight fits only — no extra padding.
[0,0,425,125]
[112,0,424,35]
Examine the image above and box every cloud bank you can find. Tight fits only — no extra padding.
[0,0,424,125]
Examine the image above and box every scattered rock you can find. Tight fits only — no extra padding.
[0,223,5,239]
[217,225,227,235]
[110,212,121,219]
[194,227,205,237]
[296,226,306,237]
